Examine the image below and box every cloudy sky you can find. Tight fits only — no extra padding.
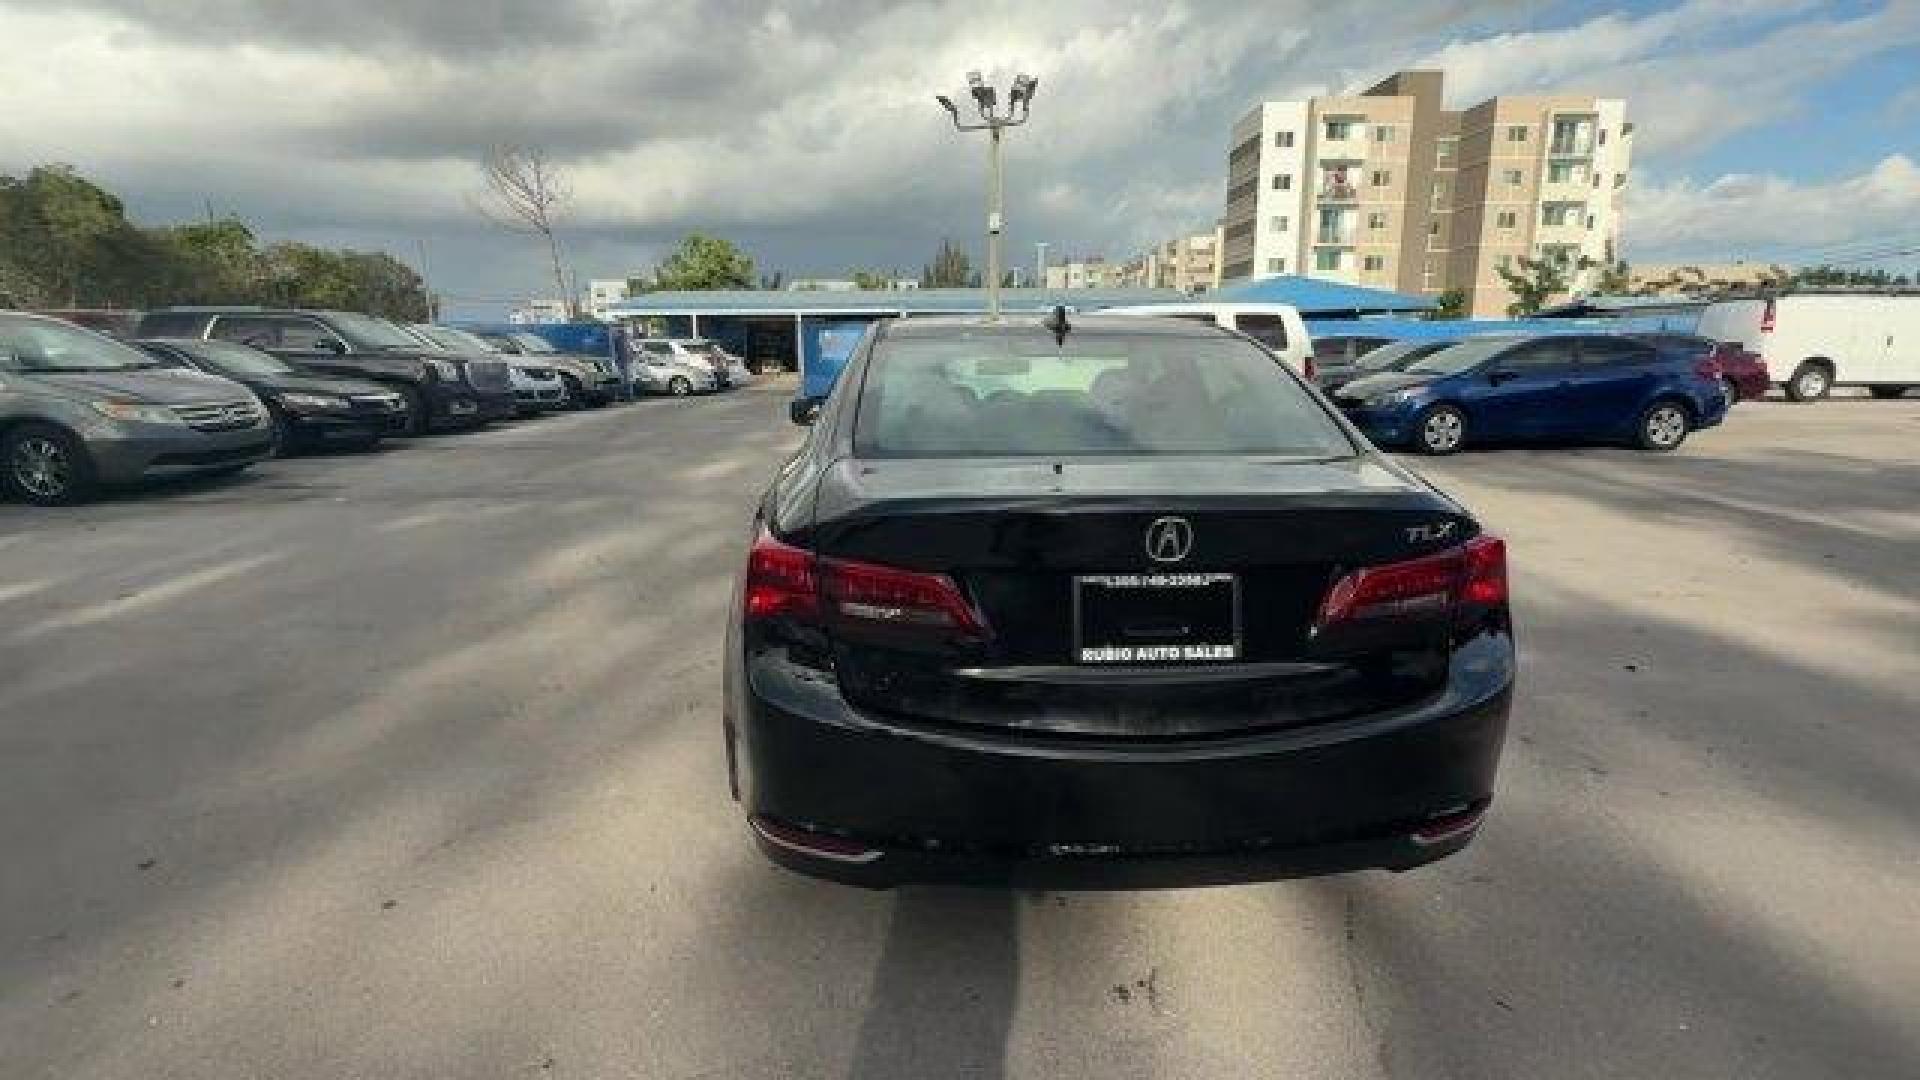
[2,0,1917,315]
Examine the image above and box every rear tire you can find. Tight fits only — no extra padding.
[1636,400,1691,452]
[668,376,692,397]
[560,373,586,410]
[1869,386,1908,400]
[3,422,96,506]
[1414,405,1467,455]
[1720,375,1739,405]
[1785,362,1831,402]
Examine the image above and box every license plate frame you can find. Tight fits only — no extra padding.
[1072,572,1242,666]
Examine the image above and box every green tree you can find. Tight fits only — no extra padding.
[1591,240,1631,294]
[1494,256,1570,316]
[920,238,974,288]
[650,234,756,290]
[1431,287,1467,320]
[850,269,893,290]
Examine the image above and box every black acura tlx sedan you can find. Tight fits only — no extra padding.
[724,312,1513,889]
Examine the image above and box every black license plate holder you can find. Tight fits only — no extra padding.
[1073,572,1241,665]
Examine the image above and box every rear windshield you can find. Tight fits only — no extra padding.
[854,330,1355,459]
[510,333,557,353]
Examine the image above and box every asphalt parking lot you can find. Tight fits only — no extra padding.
[3,380,1917,1079]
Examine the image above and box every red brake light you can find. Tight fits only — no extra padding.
[745,528,819,620]
[1314,535,1506,633]
[822,557,986,636]
[1760,297,1776,333]
[1304,355,1318,381]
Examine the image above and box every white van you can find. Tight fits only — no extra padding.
[1100,302,1314,375]
[1695,293,1919,400]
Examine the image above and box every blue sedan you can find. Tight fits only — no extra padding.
[1332,334,1729,455]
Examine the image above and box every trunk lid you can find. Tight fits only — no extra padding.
[808,456,1472,738]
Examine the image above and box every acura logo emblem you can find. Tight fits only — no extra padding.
[1146,516,1194,563]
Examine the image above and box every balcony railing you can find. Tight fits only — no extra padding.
[1318,183,1358,202]
[1548,136,1595,156]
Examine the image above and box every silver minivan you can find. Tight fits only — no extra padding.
[1,313,272,506]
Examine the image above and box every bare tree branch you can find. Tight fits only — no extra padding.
[471,144,574,317]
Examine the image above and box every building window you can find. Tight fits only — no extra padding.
[1614,172,1627,189]
[1272,173,1292,191]
[1324,119,1356,140]
[1270,215,1289,232]
[1599,128,1608,146]
[1314,248,1345,272]
[1496,254,1514,272]
[1370,169,1392,187]
[1367,211,1388,230]
[1586,215,1597,230]
[1547,160,1591,184]
[1363,255,1385,272]
[1436,137,1457,163]
[1504,168,1525,187]
[1542,202,1584,226]
[1274,130,1294,148]
[1430,180,1449,210]
[1429,221,1441,236]
[1496,210,1518,230]
[1507,125,1529,142]
[1372,125,1395,143]
[1267,258,1287,273]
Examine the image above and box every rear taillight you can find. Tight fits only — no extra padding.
[1760,297,1776,334]
[822,557,986,636]
[745,528,819,620]
[1313,535,1506,633]
[744,528,986,636]
[1304,355,1318,382]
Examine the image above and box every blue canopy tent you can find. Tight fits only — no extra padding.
[1210,275,1436,317]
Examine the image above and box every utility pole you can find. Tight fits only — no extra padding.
[936,71,1039,321]
[1036,242,1050,289]
[416,238,436,320]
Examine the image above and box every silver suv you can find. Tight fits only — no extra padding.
[631,339,719,396]
[1,313,272,505]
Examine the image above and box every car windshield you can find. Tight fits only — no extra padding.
[328,312,427,351]
[510,333,556,353]
[1406,338,1514,376]
[854,328,1355,459]
[178,340,294,377]
[1357,340,1448,372]
[0,316,161,372]
[413,325,497,353]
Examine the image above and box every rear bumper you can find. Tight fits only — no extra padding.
[89,424,274,482]
[730,635,1514,888]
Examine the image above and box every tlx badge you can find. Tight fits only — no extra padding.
[1405,521,1457,544]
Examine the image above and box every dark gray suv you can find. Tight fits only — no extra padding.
[1,313,272,506]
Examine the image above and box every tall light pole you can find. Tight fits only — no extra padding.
[937,71,1038,321]
[1035,241,1050,290]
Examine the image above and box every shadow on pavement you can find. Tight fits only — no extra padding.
[847,888,1020,1080]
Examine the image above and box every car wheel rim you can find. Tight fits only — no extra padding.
[13,437,70,498]
[1648,407,1685,446]
[1802,370,1827,396]
[1721,377,1737,403]
[1425,412,1462,450]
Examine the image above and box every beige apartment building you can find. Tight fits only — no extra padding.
[1144,228,1224,293]
[1221,71,1632,316]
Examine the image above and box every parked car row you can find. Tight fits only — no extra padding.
[1,308,753,507]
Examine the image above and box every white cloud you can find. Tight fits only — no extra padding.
[1625,155,1920,264]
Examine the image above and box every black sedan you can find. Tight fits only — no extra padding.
[726,312,1513,889]
[135,339,408,453]
[1314,338,1454,394]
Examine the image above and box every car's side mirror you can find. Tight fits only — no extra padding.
[316,338,347,355]
[789,397,824,427]
[1487,368,1518,385]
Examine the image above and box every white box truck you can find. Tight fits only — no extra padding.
[1695,293,1919,401]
